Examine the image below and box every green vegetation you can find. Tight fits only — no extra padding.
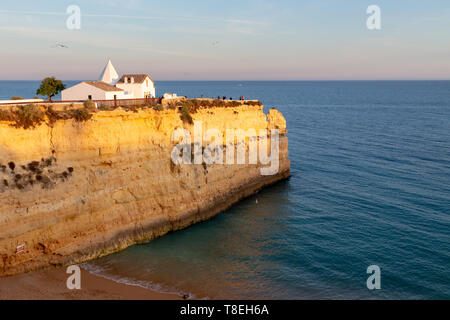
[0,157,74,192]
[36,77,66,101]
[0,110,15,122]
[83,100,96,110]
[44,106,60,126]
[0,98,260,129]
[71,108,92,122]
[180,104,193,124]
[0,104,92,129]
[13,104,45,129]
[167,99,262,113]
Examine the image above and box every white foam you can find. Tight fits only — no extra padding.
[80,262,199,299]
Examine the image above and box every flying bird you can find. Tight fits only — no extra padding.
[51,43,69,49]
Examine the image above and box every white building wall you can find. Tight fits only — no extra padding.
[116,76,156,98]
[62,83,106,101]
[146,82,156,98]
[61,82,125,101]
[115,83,141,98]
[105,91,128,100]
[145,77,156,98]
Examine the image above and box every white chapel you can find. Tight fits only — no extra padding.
[61,59,156,101]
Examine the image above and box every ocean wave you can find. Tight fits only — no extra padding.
[80,262,200,299]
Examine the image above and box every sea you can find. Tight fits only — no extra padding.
[1,80,449,299]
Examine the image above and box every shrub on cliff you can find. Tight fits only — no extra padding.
[171,99,260,111]
[0,109,15,122]
[45,106,62,126]
[245,101,262,106]
[98,104,116,111]
[11,96,24,100]
[13,104,45,129]
[124,105,138,113]
[83,100,96,110]
[180,104,193,124]
[71,108,92,122]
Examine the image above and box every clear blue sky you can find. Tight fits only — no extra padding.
[0,0,449,80]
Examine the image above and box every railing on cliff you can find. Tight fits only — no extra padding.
[0,97,162,107]
[0,98,262,109]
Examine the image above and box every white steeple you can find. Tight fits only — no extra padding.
[99,58,119,85]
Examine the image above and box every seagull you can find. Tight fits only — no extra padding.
[51,43,69,49]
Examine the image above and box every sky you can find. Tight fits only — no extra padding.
[0,0,449,80]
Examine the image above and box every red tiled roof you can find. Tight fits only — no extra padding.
[84,81,124,92]
[117,74,154,84]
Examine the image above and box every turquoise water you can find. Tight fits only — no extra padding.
[2,81,449,299]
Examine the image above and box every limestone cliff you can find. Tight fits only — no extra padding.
[0,103,290,276]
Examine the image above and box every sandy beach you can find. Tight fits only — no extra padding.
[0,266,181,300]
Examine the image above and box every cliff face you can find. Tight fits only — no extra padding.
[0,104,290,276]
